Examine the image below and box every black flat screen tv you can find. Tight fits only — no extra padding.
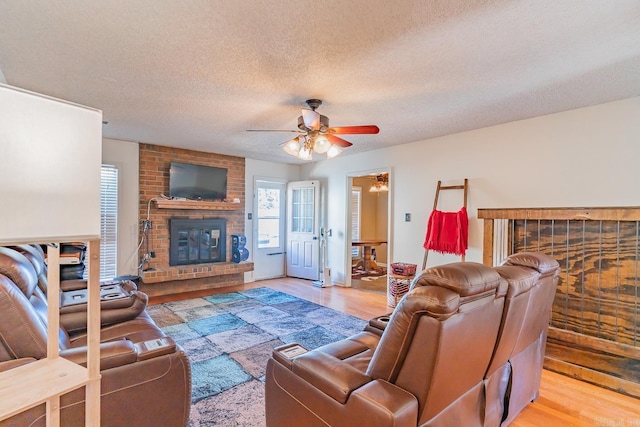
[169,162,228,201]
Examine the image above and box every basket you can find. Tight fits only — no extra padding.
[390,262,417,276]
[387,273,413,307]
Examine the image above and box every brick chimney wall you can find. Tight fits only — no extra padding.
[137,143,251,295]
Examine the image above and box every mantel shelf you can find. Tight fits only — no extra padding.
[153,199,242,211]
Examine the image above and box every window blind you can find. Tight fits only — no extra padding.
[351,187,361,257]
[99,164,118,281]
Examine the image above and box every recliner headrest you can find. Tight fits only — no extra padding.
[0,247,39,297]
[502,252,560,275]
[411,262,504,297]
[9,245,45,277]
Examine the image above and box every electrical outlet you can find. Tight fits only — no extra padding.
[247,213,252,220]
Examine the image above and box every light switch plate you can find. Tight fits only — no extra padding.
[405,213,411,222]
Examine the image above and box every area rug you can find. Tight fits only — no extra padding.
[146,287,368,427]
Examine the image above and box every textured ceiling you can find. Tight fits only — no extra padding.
[1,1,639,164]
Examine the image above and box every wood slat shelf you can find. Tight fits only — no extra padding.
[0,358,92,421]
[153,199,242,211]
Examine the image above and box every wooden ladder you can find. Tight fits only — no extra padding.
[422,178,469,270]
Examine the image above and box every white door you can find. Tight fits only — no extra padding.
[253,179,287,280]
[286,180,320,280]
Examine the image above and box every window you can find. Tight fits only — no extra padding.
[99,164,118,281]
[257,185,282,249]
[291,187,315,233]
[351,187,362,257]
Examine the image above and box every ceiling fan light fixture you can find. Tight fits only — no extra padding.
[313,135,331,153]
[370,174,389,192]
[298,145,313,160]
[282,137,301,156]
[326,144,342,159]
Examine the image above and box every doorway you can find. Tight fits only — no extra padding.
[253,179,287,280]
[347,171,390,293]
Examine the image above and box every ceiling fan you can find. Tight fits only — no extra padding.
[248,99,379,160]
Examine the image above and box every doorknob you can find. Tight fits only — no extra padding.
[313,236,318,240]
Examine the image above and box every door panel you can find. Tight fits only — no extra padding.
[286,180,319,280]
[253,179,286,280]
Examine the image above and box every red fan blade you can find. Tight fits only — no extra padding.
[301,109,320,130]
[328,125,379,135]
[326,134,353,147]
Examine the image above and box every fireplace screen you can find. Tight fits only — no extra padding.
[169,218,227,266]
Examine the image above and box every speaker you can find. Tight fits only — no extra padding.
[231,234,249,263]
[231,247,249,263]
[232,234,247,249]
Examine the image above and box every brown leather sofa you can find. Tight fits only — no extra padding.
[5,244,148,333]
[0,247,192,426]
[266,261,508,426]
[265,253,559,427]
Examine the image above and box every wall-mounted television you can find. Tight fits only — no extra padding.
[169,162,228,201]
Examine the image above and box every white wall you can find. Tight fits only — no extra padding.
[102,138,139,276]
[302,97,640,285]
[244,158,301,282]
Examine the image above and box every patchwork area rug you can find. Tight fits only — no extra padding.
[146,287,367,427]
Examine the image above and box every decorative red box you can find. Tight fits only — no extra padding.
[390,262,417,276]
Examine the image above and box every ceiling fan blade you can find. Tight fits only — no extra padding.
[301,108,320,130]
[328,125,380,135]
[326,134,353,148]
[246,129,301,133]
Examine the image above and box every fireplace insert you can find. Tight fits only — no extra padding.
[169,218,227,266]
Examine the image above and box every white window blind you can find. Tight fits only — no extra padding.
[99,164,118,281]
[351,187,362,257]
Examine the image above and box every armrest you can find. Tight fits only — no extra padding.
[60,279,88,291]
[61,339,137,370]
[61,278,138,292]
[349,379,418,425]
[0,358,37,373]
[364,313,392,335]
[134,337,177,361]
[291,350,372,404]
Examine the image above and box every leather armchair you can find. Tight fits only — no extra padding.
[0,246,191,426]
[266,262,507,427]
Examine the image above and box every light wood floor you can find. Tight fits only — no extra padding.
[149,277,640,426]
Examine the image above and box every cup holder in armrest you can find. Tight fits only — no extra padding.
[102,292,125,300]
[60,284,131,307]
[365,314,392,334]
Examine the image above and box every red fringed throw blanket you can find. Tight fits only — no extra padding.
[423,207,468,255]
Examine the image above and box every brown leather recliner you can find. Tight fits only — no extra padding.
[265,262,508,427]
[0,246,191,426]
[491,252,559,426]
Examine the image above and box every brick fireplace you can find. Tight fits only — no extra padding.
[137,143,253,296]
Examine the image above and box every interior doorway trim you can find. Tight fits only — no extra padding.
[344,167,393,288]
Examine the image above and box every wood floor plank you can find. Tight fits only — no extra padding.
[148,277,640,426]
